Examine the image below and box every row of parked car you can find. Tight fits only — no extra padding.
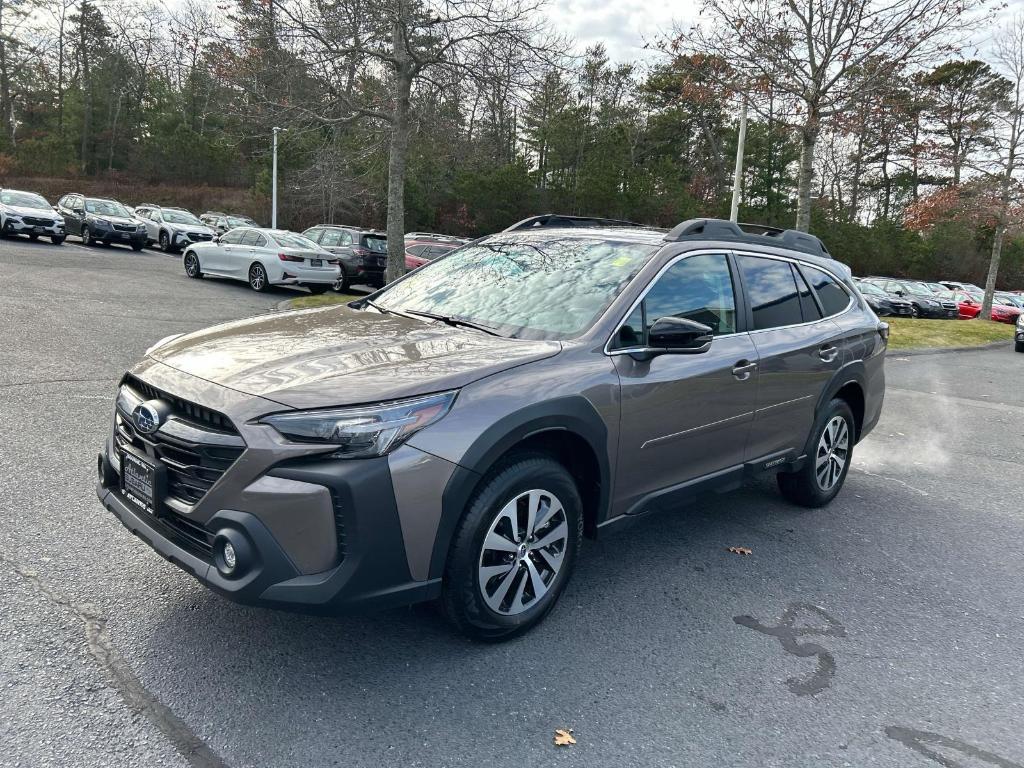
[853,276,1024,324]
[1,185,472,293]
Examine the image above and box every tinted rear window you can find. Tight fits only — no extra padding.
[805,266,852,317]
[737,256,803,330]
[362,235,387,253]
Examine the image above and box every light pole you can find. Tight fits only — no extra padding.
[730,96,748,223]
[271,127,283,228]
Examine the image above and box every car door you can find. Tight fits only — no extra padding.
[318,228,357,275]
[737,254,843,462]
[204,228,241,274]
[145,210,161,242]
[62,195,84,235]
[611,252,760,515]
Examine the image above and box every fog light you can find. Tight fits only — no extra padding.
[221,541,237,572]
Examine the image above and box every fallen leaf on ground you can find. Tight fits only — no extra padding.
[553,729,576,747]
[727,546,753,556]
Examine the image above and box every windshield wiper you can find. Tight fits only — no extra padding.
[403,309,504,337]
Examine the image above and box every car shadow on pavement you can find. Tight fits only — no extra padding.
[134,480,835,764]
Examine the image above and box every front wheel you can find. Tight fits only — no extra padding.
[441,455,583,641]
[81,226,93,246]
[159,231,175,253]
[50,235,65,245]
[184,251,203,278]
[777,398,855,508]
[28,234,39,241]
[249,262,269,292]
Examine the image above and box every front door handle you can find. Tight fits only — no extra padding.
[732,360,758,380]
[819,345,839,363]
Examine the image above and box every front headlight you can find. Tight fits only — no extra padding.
[923,299,938,306]
[260,390,457,458]
[93,218,111,228]
[137,223,146,231]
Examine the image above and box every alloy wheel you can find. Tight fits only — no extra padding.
[250,264,267,291]
[815,415,850,491]
[477,489,568,616]
[184,253,199,276]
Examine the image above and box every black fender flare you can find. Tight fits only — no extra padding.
[427,395,611,580]
[814,360,867,441]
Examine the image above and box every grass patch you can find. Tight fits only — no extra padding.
[886,317,1013,350]
[285,293,362,310]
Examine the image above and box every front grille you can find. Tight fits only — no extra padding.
[187,232,213,241]
[114,224,137,232]
[114,377,244,508]
[941,301,957,309]
[158,511,215,558]
[125,374,235,432]
[23,216,55,226]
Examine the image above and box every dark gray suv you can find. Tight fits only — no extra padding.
[96,216,886,640]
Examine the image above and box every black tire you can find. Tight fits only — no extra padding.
[441,454,583,642]
[81,226,93,246]
[183,251,203,278]
[249,262,269,292]
[131,241,144,252]
[334,270,351,292]
[51,235,65,245]
[911,304,920,318]
[307,284,330,294]
[159,231,172,253]
[777,398,856,508]
[1016,340,1024,353]
[28,234,39,241]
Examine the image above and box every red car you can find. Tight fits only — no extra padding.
[404,238,460,271]
[950,292,1024,323]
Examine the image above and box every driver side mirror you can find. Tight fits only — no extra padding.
[630,317,713,361]
[73,207,84,215]
[894,290,904,296]
[212,235,220,243]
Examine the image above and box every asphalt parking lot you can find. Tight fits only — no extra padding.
[2,236,1023,768]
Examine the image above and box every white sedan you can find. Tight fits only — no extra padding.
[182,228,341,293]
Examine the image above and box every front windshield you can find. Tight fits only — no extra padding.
[1,190,49,208]
[858,283,885,297]
[162,210,201,225]
[375,235,660,339]
[228,216,255,227]
[85,199,131,217]
[271,231,319,249]
[901,282,933,295]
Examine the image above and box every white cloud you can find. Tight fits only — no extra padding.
[545,0,701,63]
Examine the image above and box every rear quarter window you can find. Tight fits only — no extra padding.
[804,266,852,317]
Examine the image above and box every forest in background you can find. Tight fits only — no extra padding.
[2,0,1024,287]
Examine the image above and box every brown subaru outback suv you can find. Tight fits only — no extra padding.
[97,216,886,640]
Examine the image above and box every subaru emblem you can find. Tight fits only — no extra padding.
[133,401,165,434]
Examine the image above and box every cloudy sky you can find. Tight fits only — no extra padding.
[546,0,696,63]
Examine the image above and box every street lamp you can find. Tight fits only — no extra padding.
[271,127,285,229]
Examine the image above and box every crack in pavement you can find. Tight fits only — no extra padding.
[0,377,114,390]
[0,552,229,768]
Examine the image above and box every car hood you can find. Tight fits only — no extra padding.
[4,204,59,218]
[90,214,137,225]
[148,305,562,409]
[167,221,215,234]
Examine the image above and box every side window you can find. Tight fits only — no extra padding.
[305,228,324,243]
[340,230,353,246]
[220,229,244,245]
[803,266,852,317]
[253,233,268,248]
[611,253,737,349]
[320,230,343,247]
[737,255,803,330]
[407,244,427,256]
[239,230,260,246]
[795,267,823,322]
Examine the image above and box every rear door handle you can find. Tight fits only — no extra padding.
[819,345,839,362]
[732,360,758,380]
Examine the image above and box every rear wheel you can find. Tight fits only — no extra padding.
[334,270,351,292]
[777,398,855,508]
[441,455,583,641]
[1016,340,1024,353]
[307,284,330,295]
[249,262,269,292]
[184,251,203,278]
[159,231,171,253]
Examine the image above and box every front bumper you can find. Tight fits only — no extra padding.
[97,445,443,613]
[94,227,146,245]
[3,218,64,236]
[915,303,958,319]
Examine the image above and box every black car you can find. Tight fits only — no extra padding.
[301,225,388,290]
[854,280,914,317]
[57,194,147,250]
[861,278,959,319]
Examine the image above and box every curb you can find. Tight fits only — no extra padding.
[889,340,1011,357]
